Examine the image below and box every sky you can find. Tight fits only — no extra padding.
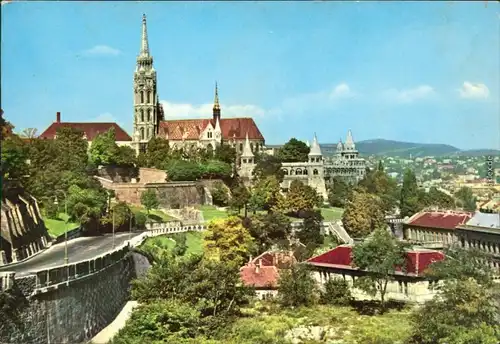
[2,1,499,149]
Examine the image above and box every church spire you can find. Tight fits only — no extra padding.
[140,14,150,57]
[213,81,221,122]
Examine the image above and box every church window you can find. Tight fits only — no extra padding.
[141,109,144,122]
[255,143,259,152]
[208,131,213,139]
[296,169,302,175]
[303,169,308,175]
[147,109,151,121]
[147,128,150,139]
[239,143,243,152]
[283,169,288,175]
[147,91,151,103]
[313,169,318,175]
[290,169,294,175]
[140,91,144,104]
[140,128,145,140]
[250,143,254,152]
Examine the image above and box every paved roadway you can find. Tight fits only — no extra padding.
[0,232,144,277]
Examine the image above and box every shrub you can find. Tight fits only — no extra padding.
[43,201,59,219]
[135,212,147,229]
[211,181,229,207]
[320,277,351,306]
[166,160,204,181]
[202,160,232,179]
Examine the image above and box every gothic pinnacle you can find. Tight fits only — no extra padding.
[140,14,150,57]
[213,81,220,110]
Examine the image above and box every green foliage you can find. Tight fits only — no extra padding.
[66,184,108,224]
[320,278,352,306]
[140,189,160,215]
[247,212,292,253]
[89,127,119,166]
[296,209,324,249]
[165,159,204,181]
[342,188,385,238]
[277,138,310,163]
[202,160,232,179]
[454,186,477,211]
[229,181,250,214]
[1,135,28,181]
[214,144,237,165]
[134,212,147,229]
[327,177,349,208]
[358,167,399,214]
[352,229,408,309]
[400,168,420,217]
[277,264,318,308]
[203,216,255,266]
[252,153,285,183]
[142,137,170,168]
[102,201,132,229]
[249,175,281,212]
[53,127,89,172]
[276,180,322,216]
[418,186,455,210]
[211,181,229,207]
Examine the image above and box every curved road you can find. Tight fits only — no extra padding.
[0,232,144,277]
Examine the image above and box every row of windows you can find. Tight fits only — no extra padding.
[138,109,153,122]
[139,127,153,141]
[138,90,153,104]
[283,168,319,175]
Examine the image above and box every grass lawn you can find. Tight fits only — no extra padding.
[130,205,177,222]
[141,231,204,256]
[320,207,344,221]
[225,303,413,344]
[198,205,228,222]
[43,213,80,238]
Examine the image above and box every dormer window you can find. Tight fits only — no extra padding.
[208,132,213,139]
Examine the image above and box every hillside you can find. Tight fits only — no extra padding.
[320,139,498,157]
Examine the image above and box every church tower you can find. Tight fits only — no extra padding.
[133,14,159,154]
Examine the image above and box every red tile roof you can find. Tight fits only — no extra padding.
[39,122,132,141]
[240,263,279,288]
[159,117,264,141]
[406,211,473,230]
[253,251,297,269]
[307,245,445,276]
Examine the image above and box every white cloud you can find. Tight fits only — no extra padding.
[329,83,354,99]
[459,81,490,99]
[1,1,13,6]
[159,101,267,119]
[383,85,435,103]
[83,45,121,56]
[91,112,118,122]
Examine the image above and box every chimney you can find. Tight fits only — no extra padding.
[56,112,61,123]
[255,259,262,274]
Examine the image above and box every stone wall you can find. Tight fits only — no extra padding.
[96,166,138,183]
[138,168,167,183]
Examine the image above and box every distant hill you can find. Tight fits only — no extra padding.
[320,139,498,157]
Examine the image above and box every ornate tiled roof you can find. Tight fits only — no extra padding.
[39,122,132,141]
[307,245,445,276]
[239,263,279,289]
[159,117,264,141]
[406,211,473,230]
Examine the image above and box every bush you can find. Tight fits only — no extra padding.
[202,160,232,179]
[211,181,229,207]
[166,160,204,181]
[135,212,147,229]
[43,201,59,219]
[320,277,351,306]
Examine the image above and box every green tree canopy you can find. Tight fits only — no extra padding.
[252,153,285,183]
[352,229,408,309]
[454,186,477,212]
[66,184,108,225]
[277,264,318,308]
[89,128,136,167]
[359,167,399,214]
[1,135,28,181]
[214,143,237,165]
[210,181,229,207]
[165,160,204,181]
[141,189,160,215]
[418,187,455,210]
[275,180,322,216]
[228,181,250,215]
[277,138,310,163]
[296,209,324,248]
[327,177,349,208]
[400,168,420,217]
[248,175,282,213]
[342,189,386,238]
[53,127,89,173]
[202,160,232,179]
[247,212,292,254]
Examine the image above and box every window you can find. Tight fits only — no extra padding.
[140,91,144,104]
[283,169,289,175]
[141,109,144,122]
[147,91,151,103]
[239,143,243,151]
[250,143,254,152]
[303,169,308,175]
[147,128,150,139]
[147,109,151,122]
[313,169,318,175]
[208,132,213,139]
[296,169,302,175]
[140,128,145,140]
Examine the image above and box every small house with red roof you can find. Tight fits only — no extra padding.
[39,112,132,148]
[403,210,473,248]
[239,250,297,299]
[306,245,445,303]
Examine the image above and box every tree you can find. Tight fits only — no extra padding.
[296,209,324,248]
[342,189,385,238]
[454,186,477,212]
[276,180,322,216]
[66,184,108,227]
[252,153,285,182]
[277,264,318,308]
[400,168,420,217]
[144,137,170,168]
[320,277,352,306]
[359,167,399,214]
[202,160,232,179]
[213,144,236,165]
[0,110,14,140]
[89,128,120,166]
[327,177,349,208]
[102,201,132,230]
[1,135,28,181]
[247,212,292,253]
[351,229,408,310]
[53,127,89,173]
[210,181,229,207]
[277,138,310,162]
[229,181,250,216]
[418,187,455,210]
[165,160,204,181]
[203,216,255,266]
[19,128,38,140]
[115,145,137,167]
[248,175,281,213]
[141,189,160,215]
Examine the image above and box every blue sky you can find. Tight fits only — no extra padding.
[2,1,499,149]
